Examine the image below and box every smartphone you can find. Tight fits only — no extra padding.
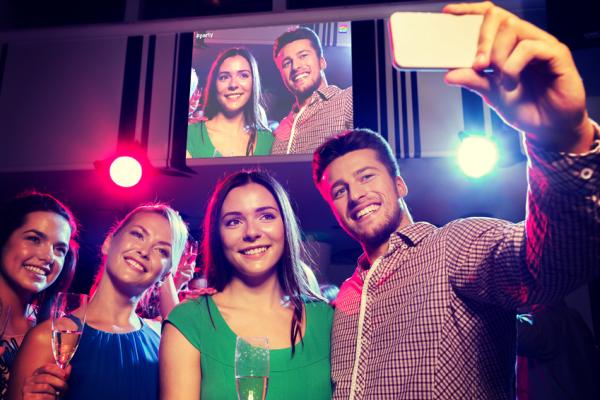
[388,12,483,70]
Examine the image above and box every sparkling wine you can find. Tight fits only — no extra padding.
[235,376,268,400]
[52,330,82,368]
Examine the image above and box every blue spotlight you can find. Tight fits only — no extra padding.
[457,135,499,178]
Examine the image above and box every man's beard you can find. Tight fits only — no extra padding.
[352,205,402,249]
[292,73,322,103]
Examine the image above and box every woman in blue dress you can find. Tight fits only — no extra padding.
[8,203,188,400]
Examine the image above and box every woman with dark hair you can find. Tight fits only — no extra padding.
[9,203,188,400]
[161,170,333,399]
[186,47,274,158]
[0,192,78,399]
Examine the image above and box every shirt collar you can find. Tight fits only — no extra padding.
[291,85,339,113]
[391,221,437,248]
[357,221,437,270]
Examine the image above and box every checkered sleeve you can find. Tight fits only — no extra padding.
[448,123,600,309]
[342,86,353,130]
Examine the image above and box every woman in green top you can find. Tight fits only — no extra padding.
[187,48,274,158]
[160,170,333,400]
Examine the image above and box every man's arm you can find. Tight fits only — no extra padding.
[444,2,599,307]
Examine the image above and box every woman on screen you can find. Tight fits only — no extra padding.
[0,192,78,399]
[9,204,188,400]
[160,170,333,399]
[186,47,274,158]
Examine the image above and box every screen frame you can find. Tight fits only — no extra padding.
[174,21,354,167]
[162,1,448,171]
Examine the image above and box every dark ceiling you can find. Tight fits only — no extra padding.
[0,0,410,31]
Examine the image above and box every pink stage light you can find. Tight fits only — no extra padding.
[109,156,143,188]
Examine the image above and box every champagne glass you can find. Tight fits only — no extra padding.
[188,240,199,277]
[51,292,88,369]
[188,239,208,290]
[177,240,199,292]
[189,239,199,259]
[235,336,269,400]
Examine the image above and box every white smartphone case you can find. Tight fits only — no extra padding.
[389,12,483,70]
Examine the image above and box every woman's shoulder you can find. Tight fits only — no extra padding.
[301,299,333,354]
[189,119,207,128]
[168,295,213,323]
[256,128,275,142]
[187,120,207,136]
[165,295,223,350]
[17,318,52,353]
[25,318,51,336]
[303,298,334,320]
[186,120,214,157]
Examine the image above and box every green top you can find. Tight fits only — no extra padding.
[167,296,333,400]
[187,121,274,157]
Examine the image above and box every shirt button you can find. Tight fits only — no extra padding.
[580,167,594,180]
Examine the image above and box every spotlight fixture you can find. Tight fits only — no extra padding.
[457,131,499,178]
[109,156,143,188]
[93,141,155,190]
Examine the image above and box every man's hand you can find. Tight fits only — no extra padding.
[444,1,595,153]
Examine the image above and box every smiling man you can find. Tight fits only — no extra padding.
[271,27,353,155]
[312,2,599,399]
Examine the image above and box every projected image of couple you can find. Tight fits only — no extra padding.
[186,24,353,158]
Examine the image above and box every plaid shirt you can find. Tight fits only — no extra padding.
[271,85,353,155]
[331,131,600,399]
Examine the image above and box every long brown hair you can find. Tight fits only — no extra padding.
[203,170,321,354]
[202,47,269,156]
[0,191,79,322]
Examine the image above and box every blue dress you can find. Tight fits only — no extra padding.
[63,321,160,400]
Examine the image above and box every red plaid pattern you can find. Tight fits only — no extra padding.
[188,86,205,125]
[331,133,600,399]
[271,85,353,155]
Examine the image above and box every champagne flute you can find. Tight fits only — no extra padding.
[177,240,199,292]
[188,239,208,290]
[235,336,269,400]
[188,239,199,277]
[189,239,199,259]
[51,292,88,369]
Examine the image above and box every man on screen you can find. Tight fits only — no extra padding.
[312,2,599,399]
[272,27,353,155]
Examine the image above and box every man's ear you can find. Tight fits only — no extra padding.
[395,175,408,198]
[101,236,112,257]
[320,56,327,71]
